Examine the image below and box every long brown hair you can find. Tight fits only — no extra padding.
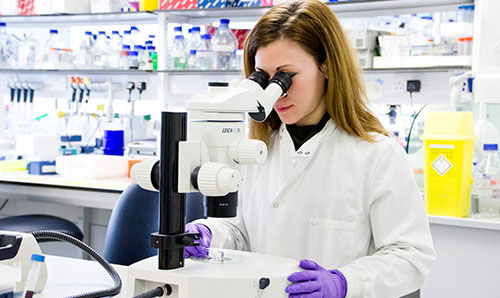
[243,0,389,144]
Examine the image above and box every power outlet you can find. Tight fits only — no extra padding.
[393,80,405,93]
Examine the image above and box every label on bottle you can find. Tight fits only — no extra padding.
[212,45,234,52]
[174,57,187,70]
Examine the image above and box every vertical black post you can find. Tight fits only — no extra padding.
[158,111,187,269]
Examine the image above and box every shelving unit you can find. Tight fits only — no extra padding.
[0,11,158,25]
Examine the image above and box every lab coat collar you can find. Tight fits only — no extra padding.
[278,119,338,157]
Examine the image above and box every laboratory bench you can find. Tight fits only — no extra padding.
[0,171,131,258]
[1,172,499,297]
[0,171,130,210]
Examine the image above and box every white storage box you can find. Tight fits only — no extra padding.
[356,49,375,68]
[91,0,130,13]
[378,35,410,57]
[346,29,384,50]
[0,0,20,15]
[34,0,53,15]
[56,155,129,179]
[16,134,59,160]
[35,0,90,14]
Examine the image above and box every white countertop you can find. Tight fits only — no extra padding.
[35,255,128,298]
[0,171,130,191]
[428,215,500,231]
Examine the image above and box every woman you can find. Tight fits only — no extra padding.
[186,1,436,297]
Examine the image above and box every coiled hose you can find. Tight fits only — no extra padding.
[32,230,122,298]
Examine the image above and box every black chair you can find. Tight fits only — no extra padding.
[103,183,205,266]
[0,214,84,241]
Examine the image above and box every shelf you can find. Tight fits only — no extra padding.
[0,11,157,26]
[373,55,472,69]
[0,69,243,76]
[363,65,471,73]
[0,69,160,75]
[0,0,474,26]
[165,70,242,75]
[156,0,474,22]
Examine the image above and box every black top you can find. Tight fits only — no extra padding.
[286,113,330,151]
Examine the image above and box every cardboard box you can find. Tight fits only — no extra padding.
[160,0,198,10]
[230,0,260,7]
[197,0,230,9]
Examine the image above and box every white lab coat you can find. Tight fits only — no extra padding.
[197,119,436,298]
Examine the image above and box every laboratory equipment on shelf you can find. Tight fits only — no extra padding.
[471,144,500,218]
[127,70,295,297]
[212,19,238,70]
[0,96,14,156]
[450,72,500,160]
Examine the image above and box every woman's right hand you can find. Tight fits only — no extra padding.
[184,223,212,258]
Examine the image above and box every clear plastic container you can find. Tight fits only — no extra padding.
[458,5,475,23]
[122,30,132,47]
[211,19,238,70]
[172,35,187,70]
[17,32,38,69]
[458,5,468,23]
[458,37,466,56]
[196,34,214,70]
[94,31,109,68]
[471,144,500,218]
[139,45,155,70]
[42,29,63,65]
[167,26,183,69]
[128,50,139,69]
[188,26,202,51]
[119,44,130,69]
[74,31,95,69]
[134,44,144,64]
[464,36,473,56]
[130,25,140,45]
[107,30,122,69]
[188,49,197,70]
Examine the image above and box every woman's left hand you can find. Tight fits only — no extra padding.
[286,259,347,298]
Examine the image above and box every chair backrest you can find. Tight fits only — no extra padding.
[103,183,205,266]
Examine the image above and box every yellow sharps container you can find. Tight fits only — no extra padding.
[420,112,476,217]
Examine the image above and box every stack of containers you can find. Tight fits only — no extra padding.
[345,29,381,68]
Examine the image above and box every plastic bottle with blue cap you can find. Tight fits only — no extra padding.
[471,143,500,218]
[211,19,238,70]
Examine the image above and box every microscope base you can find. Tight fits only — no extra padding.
[126,249,298,298]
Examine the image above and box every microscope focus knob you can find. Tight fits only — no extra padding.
[130,158,159,191]
[229,139,268,164]
[197,162,242,196]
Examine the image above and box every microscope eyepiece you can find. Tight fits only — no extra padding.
[269,71,293,94]
[248,71,270,90]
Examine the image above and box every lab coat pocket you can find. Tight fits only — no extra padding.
[307,218,355,266]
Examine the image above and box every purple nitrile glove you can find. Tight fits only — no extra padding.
[286,259,347,298]
[184,223,212,258]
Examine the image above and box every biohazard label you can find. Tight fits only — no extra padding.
[431,154,453,176]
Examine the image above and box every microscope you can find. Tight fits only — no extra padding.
[127,71,300,297]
